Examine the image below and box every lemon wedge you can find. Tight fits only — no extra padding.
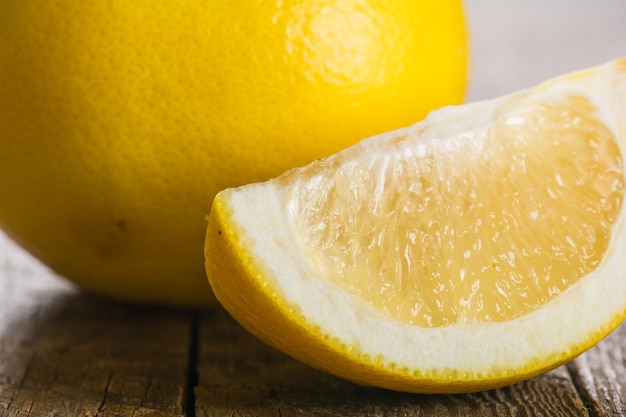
[205,59,626,393]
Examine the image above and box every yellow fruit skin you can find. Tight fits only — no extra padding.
[0,1,467,306]
[206,194,623,393]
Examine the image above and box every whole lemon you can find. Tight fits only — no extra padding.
[0,1,467,307]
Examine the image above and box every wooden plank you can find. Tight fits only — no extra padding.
[195,307,589,417]
[0,234,192,417]
[2,234,626,417]
[4,232,626,417]
[567,323,626,416]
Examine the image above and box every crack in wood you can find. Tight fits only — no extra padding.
[3,351,35,413]
[182,312,199,417]
[566,361,598,417]
[96,371,114,414]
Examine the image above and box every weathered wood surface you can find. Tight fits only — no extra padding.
[0,235,193,416]
[1,231,626,417]
[195,308,590,417]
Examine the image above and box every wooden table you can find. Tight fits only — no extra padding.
[2,2,626,416]
[2,232,626,417]
[2,231,626,417]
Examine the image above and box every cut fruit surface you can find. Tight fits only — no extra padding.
[205,59,626,393]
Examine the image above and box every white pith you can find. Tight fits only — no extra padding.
[222,60,626,376]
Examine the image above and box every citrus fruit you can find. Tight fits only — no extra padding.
[205,59,626,393]
[0,1,467,306]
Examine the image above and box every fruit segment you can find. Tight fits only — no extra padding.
[295,94,624,327]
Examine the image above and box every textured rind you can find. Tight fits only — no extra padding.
[0,0,466,307]
[205,58,626,393]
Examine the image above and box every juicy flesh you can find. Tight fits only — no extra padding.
[294,95,624,327]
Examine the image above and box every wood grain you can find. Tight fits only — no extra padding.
[567,324,626,417]
[2,232,626,416]
[195,307,591,417]
[0,236,192,416]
